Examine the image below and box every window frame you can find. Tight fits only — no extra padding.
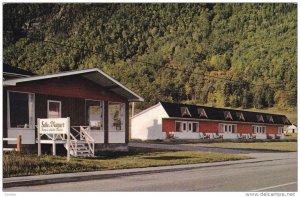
[108,102,125,132]
[278,127,284,134]
[252,125,266,134]
[220,123,237,133]
[47,100,62,118]
[7,90,35,129]
[85,99,104,131]
[182,122,187,132]
[174,121,199,132]
[192,122,199,133]
[175,121,181,132]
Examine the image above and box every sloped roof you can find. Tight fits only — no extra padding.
[160,102,291,125]
[3,63,35,78]
[3,68,144,102]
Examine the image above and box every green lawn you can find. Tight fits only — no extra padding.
[284,133,298,140]
[193,142,297,152]
[3,149,250,178]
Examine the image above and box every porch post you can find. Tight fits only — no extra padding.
[104,101,109,144]
[52,141,56,156]
[67,117,70,161]
[16,135,22,152]
[125,102,129,144]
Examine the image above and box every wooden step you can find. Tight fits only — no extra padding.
[77,153,94,157]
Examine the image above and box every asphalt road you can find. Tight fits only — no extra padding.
[5,152,297,192]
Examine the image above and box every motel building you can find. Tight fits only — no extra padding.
[3,64,143,156]
[131,102,291,141]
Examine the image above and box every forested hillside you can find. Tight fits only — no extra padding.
[3,3,297,110]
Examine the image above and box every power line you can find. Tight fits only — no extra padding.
[38,39,296,93]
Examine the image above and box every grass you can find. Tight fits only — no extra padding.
[3,149,250,178]
[284,133,298,140]
[191,142,297,152]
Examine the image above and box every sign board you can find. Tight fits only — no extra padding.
[38,118,69,134]
[37,117,70,161]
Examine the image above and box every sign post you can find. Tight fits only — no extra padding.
[37,118,41,156]
[37,117,70,160]
[67,117,70,161]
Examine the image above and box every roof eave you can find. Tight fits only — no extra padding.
[129,98,144,102]
[94,68,144,102]
[3,68,144,102]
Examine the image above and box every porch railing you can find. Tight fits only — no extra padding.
[3,135,22,152]
[70,126,95,156]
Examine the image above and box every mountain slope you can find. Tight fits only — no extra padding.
[3,3,297,110]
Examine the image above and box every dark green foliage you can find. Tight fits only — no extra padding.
[3,3,297,110]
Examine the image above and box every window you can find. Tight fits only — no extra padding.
[175,122,181,132]
[198,108,208,118]
[278,127,284,134]
[182,122,187,131]
[85,100,104,130]
[282,117,290,124]
[48,100,61,118]
[256,115,264,123]
[236,112,245,121]
[253,125,266,134]
[188,122,198,132]
[192,123,198,132]
[224,111,233,120]
[220,123,236,133]
[8,91,35,129]
[109,102,125,131]
[266,115,274,123]
[180,107,191,117]
[175,121,198,132]
[188,122,192,131]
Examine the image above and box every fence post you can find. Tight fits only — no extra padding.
[16,135,22,152]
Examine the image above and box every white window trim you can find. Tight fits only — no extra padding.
[190,122,199,132]
[198,108,208,118]
[239,113,245,121]
[182,122,187,132]
[181,107,192,117]
[175,121,182,132]
[47,100,62,118]
[278,127,284,134]
[256,115,265,123]
[85,99,104,131]
[175,121,199,132]
[220,123,237,133]
[7,90,35,129]
[253,125,266,134]
[224,111,233,120]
